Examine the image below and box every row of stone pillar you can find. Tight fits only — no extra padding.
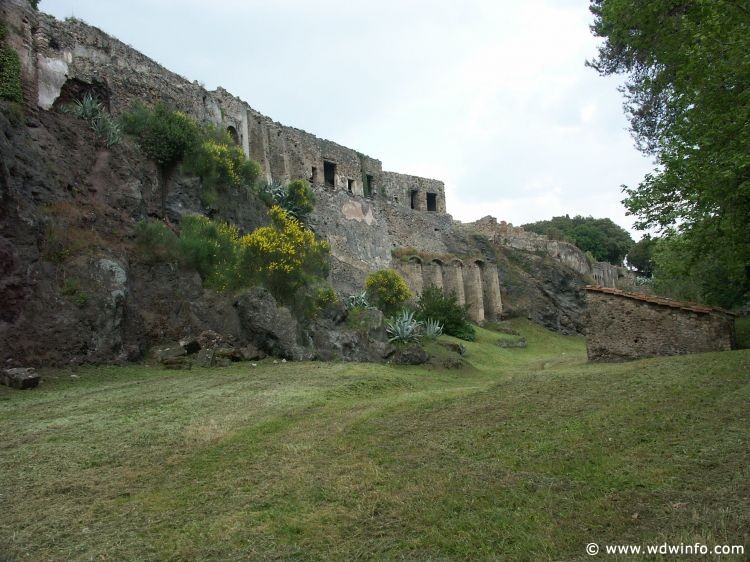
[399,258,502,323]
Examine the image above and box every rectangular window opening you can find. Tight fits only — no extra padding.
[426,192,438,212]
[323,161,336,188]
[410,189,419,210]
[365,174,374,198]
[347,178,354,193]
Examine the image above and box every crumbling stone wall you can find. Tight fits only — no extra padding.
[381,172,446,213]
[585,287,735,361]
[463,216,634,289]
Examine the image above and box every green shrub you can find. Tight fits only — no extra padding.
[365,269,411,316]
[121,103,198,216]
[183,124,261,202]
[134,219,180,263]
[259,179,314,221]
[0,24,23,104]
[416,286,475,341]
[178,214,242,291]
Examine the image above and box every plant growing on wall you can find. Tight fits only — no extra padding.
[364,269,411,316]
[259,179,314,221]
[63,93,121,147]
[183,124,261,205]
[0,24,23,104]
[121,103,198,217]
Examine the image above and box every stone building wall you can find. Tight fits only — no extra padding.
[585,287,736,361]
[381,172,446,213]
[12,7,447,218]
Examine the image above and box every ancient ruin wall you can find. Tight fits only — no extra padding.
[463,216,634,289]
[585,289,735,361]
[393,257,502,323]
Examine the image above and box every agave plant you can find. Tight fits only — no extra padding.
[345,291,369,310]
[63,93,121,147]
[66,92,103,120]
[385,309,422,344]
[422,318,443,339]
[91,114,122,148]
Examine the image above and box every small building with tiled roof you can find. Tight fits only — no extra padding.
[584,286,736,362]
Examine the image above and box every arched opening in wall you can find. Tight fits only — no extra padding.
[474,259,485,269]
[408,256,423,265]
[451,259,464,269]
[51,78,111,112]
[227,126,240,146]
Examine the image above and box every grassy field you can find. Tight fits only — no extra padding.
[1,320,748,561]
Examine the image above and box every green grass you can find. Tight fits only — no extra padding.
[1,319,748,561]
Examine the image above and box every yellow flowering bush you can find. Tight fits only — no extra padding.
[240,206,329,300]
[365,269,411,315]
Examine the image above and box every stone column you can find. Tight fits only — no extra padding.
[443,261,465,306]
[463,262,485,324]
[481,263,502,321]
[423,260,444,291]
[403,259,423,297]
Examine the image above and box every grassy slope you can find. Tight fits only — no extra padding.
[1,320,748,561]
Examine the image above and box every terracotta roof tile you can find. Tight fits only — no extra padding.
[584,285,735,316]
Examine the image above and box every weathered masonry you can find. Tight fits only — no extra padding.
[5,0,448,217]
[585,286,736,361]
[394,257,502,323]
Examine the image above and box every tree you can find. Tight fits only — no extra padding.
[588,0,750,307]
[121,104,198,217]
[626,234,656,277]
[522,215,634,264]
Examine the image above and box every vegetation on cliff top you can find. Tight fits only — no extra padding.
[522,214,634,265]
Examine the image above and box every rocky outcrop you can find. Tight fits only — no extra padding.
[235,287,309,361]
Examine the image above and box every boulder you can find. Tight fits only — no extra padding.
[392,345,429,365]
[151,342,187,363]
[312,307,394,362]
[1,367,41,389]
[235,288,308,360]
[496,337,528,349]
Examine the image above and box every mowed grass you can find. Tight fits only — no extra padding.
[1,320,748,561]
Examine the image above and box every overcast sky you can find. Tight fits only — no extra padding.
[43,0,654,238]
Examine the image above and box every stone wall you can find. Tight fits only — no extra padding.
[462,216,634,289]
[381,172,446,213]
[7,5,447,219]
[585,287,736,361]
[394,256,502,323]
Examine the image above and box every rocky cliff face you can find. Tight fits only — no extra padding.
[0,1,618,367]
[0,104,396,367]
